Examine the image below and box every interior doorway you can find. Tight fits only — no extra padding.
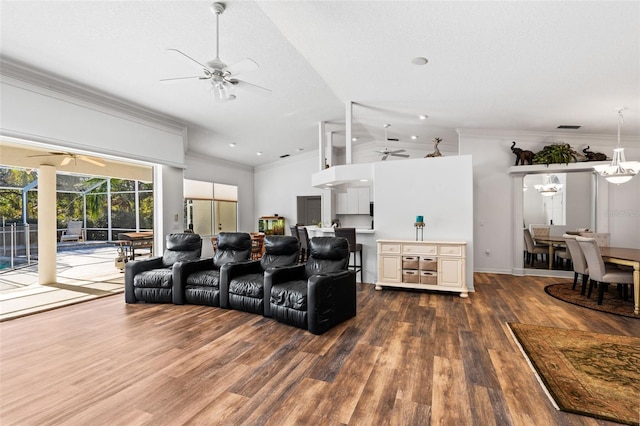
[297,196,322,226]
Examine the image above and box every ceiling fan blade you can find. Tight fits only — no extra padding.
[79,156,105,167]
[386,138,399,142]
[389,149,406,154]
[160,76,206,83]
[381,154,390,161]
[231,79,272,95]
[391,153,410,158]
[60,156,72,166]
[223,58,259,76]
[166,49,210,72]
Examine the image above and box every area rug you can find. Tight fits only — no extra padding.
[508,323,640,425]
[545,282,639,319]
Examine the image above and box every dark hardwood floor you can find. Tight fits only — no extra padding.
[1,273,638,425]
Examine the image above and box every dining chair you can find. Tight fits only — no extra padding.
[576,236,633,305]
[523,229,548,267]
[578,232,610,247]
[562,234,588,293]
[530,225,550,239]
[299,227,310,262]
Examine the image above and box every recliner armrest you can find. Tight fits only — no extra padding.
[263,264,306,317]
[307,270,356,335]
[125,257,164,303]
[173,258,216,304]
[219,260,261,308]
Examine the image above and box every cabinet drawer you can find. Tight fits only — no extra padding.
[402,270,420,283]
[403,244,437,255]
[420,271,437,285]
[380,243,401,254]
[402,256,419,269]
[419,257,437,271]
[438,245,463,257]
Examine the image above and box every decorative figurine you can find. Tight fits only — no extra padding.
[425,137,443,158]
[583,146,608,161]
[510,141,534,166]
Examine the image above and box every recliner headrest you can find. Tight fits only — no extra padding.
[309,237,349,260]
[166,233,202,251]
[264,236,299,255]
[217,232,252,251]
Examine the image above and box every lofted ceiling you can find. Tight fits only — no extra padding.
[1,1,638,167]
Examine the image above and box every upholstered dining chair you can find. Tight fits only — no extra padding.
[174,232,251,306]
[576,236,633,305]
[563,234,588,293]
[125,233,202,304]
[264,237,356,335]
[523,229,548,267]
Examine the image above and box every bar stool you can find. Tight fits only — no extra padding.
[334,228,363,282]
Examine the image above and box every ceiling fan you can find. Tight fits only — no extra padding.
[27,152,106,167]
[161,2,271,102]
[375,124,409,161]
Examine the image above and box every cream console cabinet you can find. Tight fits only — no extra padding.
[376,240,467,298]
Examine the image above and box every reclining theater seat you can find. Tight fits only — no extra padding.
[174,232,252,306]
[125,233,202,304]
[264,236,356,335]
[222,235,300,314]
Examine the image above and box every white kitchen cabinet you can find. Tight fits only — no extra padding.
[343,187,370,215]
[376,240,467,297]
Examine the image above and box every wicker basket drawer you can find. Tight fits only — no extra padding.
[402,270,420,283]
[402,256,419,270]
[419,257,437,271]
[420,271,437,285]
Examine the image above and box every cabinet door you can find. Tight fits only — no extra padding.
[438,258,463,287]
[336,193,348,215]
[379,255,401,283]
[347,188,359,214]
[357,187,370,214]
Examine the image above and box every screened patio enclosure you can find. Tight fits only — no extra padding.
[1,166,153,261]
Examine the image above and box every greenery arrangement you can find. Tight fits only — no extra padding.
[532,143,578,166]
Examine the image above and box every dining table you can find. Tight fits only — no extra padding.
[532,235,567,270]
[600,246,640,315]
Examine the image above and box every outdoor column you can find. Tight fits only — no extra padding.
[38,164,57,284]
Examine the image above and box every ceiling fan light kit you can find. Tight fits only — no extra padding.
[161,2,271,102]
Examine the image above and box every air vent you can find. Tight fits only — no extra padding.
[557,125,582,129]
[279,154,290,158]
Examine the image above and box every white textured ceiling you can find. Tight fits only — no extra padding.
[1,1,638,167]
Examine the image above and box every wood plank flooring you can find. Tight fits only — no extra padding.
[1,273,638,425]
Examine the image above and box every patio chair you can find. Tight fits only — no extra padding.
[60,220,86,242]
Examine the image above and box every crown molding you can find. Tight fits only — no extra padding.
[0,56,186,135]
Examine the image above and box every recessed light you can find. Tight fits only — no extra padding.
[419,114,428,120]
[352,137,358,142]
[256,152,262,156]
[326,183,333,187]
[228,143,236,147]
[360,179,369,182]
[411,57,428,65]
[411,135,418,140]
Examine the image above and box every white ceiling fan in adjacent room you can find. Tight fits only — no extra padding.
[27,152,106,167]
[374,124,409,161]
[161,2,271,102]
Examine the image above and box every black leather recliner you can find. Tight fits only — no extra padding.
[174,232,251,306]
[264,237,356,335]
[125,233,202,304]
[222,235,300,314]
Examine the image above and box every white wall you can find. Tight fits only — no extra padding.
[460,129,640,275]
[254,151,327,232]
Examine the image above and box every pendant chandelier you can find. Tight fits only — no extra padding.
[593,108,640,184]
[534,174,563,197]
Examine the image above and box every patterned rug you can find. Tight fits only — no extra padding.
[545,282,639,319]
[508,323,640,425]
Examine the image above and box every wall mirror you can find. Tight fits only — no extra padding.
[523,172,594,232]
